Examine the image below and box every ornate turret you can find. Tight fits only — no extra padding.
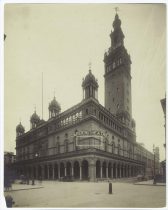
[30,110,40,129]
[48,96,61,118]
[82,67,98,100]
[16,122,25,137]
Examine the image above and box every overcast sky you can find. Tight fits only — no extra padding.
[4,3,166,160]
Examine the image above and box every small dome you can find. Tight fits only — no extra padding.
[82,70,98,88]
[16,122,25,133]
[30,111,40,124]
[49,96,61,112]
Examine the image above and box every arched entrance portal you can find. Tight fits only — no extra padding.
[60,163,65,178]
[113,163,116,178]
[74,161,80,179]
[54,164,58,179]
[67,162,72,176]
[108,163,111,178]
[102,162,106,178]
[82,160,88,180]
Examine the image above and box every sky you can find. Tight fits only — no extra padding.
[4,3,166,161]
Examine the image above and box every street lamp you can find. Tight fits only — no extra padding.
[35,153,39,158]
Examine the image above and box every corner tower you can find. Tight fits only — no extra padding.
[82,68,98,100]
[104,13,133,127]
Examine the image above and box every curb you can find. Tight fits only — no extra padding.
[5,186,44,192]
[134,183,166,187]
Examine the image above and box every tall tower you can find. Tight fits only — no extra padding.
[104,13,133,127]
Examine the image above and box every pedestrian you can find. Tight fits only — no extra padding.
[5,195,15,208]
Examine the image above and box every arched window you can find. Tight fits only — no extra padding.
[65,133,68,139]
[104,140,108,152]
[118,144,121,155]
[112,143,114,154]
[64,140,68,152]
[56,141,60,154]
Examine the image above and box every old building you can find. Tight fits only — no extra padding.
[160,97,166,181]
[14,13,158,181]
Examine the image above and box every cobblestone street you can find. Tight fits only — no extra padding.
[3,180,166,208]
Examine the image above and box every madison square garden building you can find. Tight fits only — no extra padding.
[14,13,159,182]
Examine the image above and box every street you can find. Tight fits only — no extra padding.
[4,180,166,208]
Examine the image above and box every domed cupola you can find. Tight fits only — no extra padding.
[82,67,99,100]
[16,122,25,137]
[48,96,61,118]
[30,110,40,129]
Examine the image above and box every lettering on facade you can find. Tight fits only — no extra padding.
[76,130,106,147]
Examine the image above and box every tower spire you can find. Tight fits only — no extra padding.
[34,105,36,113]
[88,61,92,72]
[54,89,56,98]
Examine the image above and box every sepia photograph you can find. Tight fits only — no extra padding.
[2,2,166,208]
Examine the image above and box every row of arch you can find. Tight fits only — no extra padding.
[17,159,144,181]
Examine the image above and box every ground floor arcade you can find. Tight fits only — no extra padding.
[16,156,144,182]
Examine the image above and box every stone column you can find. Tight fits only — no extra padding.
[111,167,113,179]
[119,166,121,178]
[106,167,108,178]
[71,166,74,177]
[89,163,96,182]
[100,166,103,178]
[41,165,45,180]
[80,165,82,180]
[53,165,55,180]
[47,165,50,179]
[115,165,118,178]
[65,167,67,176]
[58,164,60,179]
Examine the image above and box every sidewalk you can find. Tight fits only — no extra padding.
[134,179,166,186]
[4,181,44,192]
